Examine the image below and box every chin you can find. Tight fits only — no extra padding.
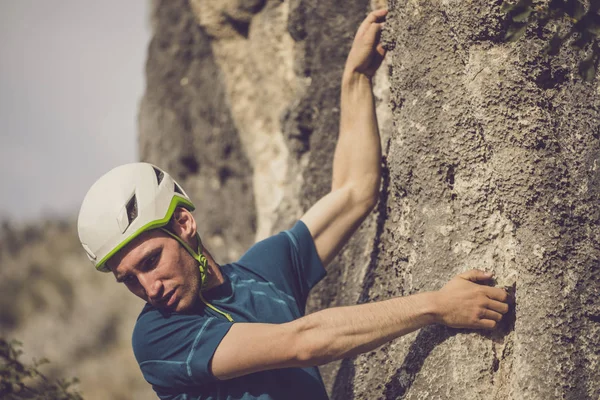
[173,296,195,313]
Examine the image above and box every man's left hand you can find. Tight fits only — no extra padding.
[345,8,388,77]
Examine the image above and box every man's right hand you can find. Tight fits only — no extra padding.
[433,269,513,330]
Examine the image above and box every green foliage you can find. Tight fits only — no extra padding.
[502,0,600,81]
[0,338,83,400]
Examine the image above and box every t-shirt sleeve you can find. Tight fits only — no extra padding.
[132,308,233,393]
[236,220,326,313]
[284,220,327,295]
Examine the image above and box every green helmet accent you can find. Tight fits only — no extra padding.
[160,229,208,287]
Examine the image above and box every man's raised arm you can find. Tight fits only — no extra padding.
[301,8,388,266]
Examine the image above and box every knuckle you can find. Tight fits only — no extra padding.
[499,290,508,302]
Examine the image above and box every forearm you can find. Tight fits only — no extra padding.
[291,292,438,366]
[332,70,382,202]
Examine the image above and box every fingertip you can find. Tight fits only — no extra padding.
[372,8,388,18]
[478,270,494,282]
[460,268,493,282]
[482,319,497,330]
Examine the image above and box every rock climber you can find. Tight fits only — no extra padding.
[77,8,512,400]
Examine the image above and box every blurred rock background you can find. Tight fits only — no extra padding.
[2,0,600,399]
[0,220,153,398]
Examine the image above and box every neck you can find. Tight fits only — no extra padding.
[201,260,225,291]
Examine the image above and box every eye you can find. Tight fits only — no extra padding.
[143,250,162,271]
[122,275,138,286]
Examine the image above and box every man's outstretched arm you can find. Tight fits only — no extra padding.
[301,8,388,266]
[211,270,512,380]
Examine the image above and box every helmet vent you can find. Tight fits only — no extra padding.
[153,167,164,185]
[126,194,138,225]
[174,182,184,195]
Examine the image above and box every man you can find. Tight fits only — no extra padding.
[78,9,512,400]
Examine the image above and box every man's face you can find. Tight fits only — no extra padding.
[108,229,201,313]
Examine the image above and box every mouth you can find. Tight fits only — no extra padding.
[157,288,177,310]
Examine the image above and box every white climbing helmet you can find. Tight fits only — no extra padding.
[77,162,195,272]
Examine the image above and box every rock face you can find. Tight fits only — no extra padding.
[140,0,599,398]
[2,0,599,399]
[354,1,600,398]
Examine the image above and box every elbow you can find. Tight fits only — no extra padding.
[295,345,319,368]
[333,172,381,208]
[295,341,334,369]
[362,191,379,212]
[350,184,380,214]
[289,319,336,368]
[351,171,381,212]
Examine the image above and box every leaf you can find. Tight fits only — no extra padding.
[565,0,585,20]
[572,30,593,48]
[501,1,518,12]
[513,6,533,22]
[505,23,528,41]
[545,33,563,55]
[583,14,600,36]
[579,57,597,81]
[502,0,532,13]
[548,0,565,13]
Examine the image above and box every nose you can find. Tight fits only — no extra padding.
[138,273,163,302]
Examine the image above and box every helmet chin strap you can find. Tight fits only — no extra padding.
[159,228,234,322]
[160,228,208,287]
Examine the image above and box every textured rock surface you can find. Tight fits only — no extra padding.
[337,0,600,398]
[2,0,599,398]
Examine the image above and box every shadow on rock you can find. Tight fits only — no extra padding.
[383,324,454,399]
[331,358,356,400]
[383,289,517,399]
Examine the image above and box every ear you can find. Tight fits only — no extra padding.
[169,207,197,245]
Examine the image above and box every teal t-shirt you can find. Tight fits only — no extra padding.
[132,221,328,399]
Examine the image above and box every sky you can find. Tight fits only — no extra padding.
[0,1,150,223]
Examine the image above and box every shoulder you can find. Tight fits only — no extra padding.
[132,305,212,363]
[231,221,324,308]
[238,221,313,264]
[132,305,233,388]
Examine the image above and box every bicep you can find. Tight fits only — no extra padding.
[210,322,300,380]
[300,186,374,267]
